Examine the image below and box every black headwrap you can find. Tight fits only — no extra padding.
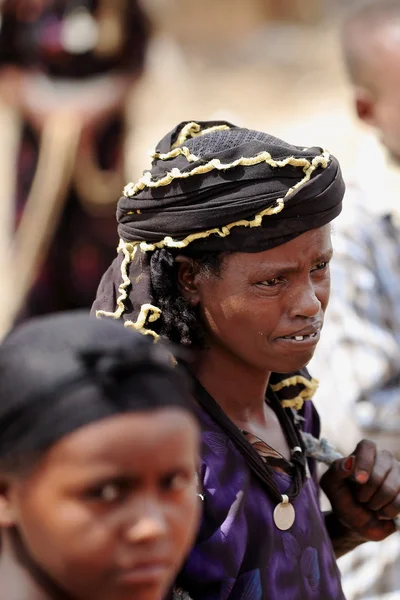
[0,312,195,471]
[92,120,345,335]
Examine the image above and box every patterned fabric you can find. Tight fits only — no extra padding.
[174,387,345,600]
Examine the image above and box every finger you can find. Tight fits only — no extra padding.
[325,455,356,484]
[367,459,400,511]
[357,450,394,505]
[379,491,400,520]
[320,457,355,502]
[353,439,377,485]
[321,464,375,531]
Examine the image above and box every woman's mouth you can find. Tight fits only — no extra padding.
[281,331,319,341]
[276,330,320,347]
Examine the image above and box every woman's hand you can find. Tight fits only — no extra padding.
[321,440,400,541]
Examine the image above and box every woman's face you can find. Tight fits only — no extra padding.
[3,409,200,600]
[184,225,332,374]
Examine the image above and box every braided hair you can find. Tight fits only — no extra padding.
[150,248,230,348]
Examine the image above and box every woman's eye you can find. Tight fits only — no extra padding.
[259,278,282,287]
[312,261,329,272]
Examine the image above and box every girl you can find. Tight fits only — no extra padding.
[0,312,200,600]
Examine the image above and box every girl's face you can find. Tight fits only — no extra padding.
[2,409,200,600]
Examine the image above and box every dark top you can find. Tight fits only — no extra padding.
[175,384,346,600]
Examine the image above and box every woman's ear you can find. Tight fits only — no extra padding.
[0,477,16,528]
[354,86,376,126]
[175,256,201,306]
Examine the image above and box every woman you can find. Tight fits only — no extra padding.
[93,121,400,599]
[0,312,200,600]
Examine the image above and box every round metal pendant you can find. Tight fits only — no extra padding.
[273,495,296,531]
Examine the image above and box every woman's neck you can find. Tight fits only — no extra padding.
[191,345,271,425]
[0,529,66,600]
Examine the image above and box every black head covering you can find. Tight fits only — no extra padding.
[0,312,195,471]
[92,120,345,331]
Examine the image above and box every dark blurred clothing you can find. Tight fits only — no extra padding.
[15,118,121,317]
[0,0,148,78]
[0,0,149,318]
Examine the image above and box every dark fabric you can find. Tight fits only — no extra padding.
[176,396,345,600]
[93,120,345,326]
[0,0,150,79]
[117,122,344,250]
[191,377,307,505]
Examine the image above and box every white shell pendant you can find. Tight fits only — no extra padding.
[273,495,295,531]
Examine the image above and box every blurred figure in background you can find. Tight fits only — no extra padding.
[0,0,150,332]
[311,1,400,597]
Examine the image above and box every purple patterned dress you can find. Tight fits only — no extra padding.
[175,383,346,600]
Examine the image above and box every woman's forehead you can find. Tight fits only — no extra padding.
[221,226,333,272]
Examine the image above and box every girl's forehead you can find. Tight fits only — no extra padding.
[42,410,197,464]
[17,411,198,488]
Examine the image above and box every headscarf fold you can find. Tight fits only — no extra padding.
[92,120,345,335]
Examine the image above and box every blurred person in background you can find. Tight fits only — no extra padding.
[310,1,400,597]
[311,0,400,459]
[0,0,150,330]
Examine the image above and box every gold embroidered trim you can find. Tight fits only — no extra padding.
[96,241,138,320]
[125,303,161,339]
[170,121,231,150]
[150,145,199,163]
[124,149,330,198]
[271,376,319,410]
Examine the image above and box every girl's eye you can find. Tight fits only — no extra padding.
[100,484,120,502]
[160,471,194,492]
[87,483,122,503]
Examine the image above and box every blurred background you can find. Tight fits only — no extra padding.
[0,0,382,334]
[130,0,360,179]
[1,1,400,598]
